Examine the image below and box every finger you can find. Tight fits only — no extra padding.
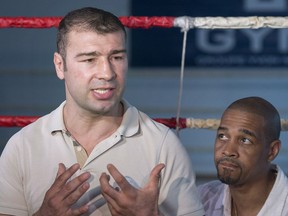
[65,179,90,206]
[100,172,118,198]
[106,164,132,192]
[99,172,111,191]
[62,170,91,204]
[106,202,122,216]
[100,172,122,210]
[56,163,67,179]
[52,163,91,204]
[101,189,120,212]
[147,163,165,188]
[43,163,81,202]
[69,204,90,215]
[54,163,80,188]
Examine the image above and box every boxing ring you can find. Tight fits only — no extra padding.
[1,15,288,131]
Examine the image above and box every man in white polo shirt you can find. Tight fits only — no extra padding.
[0,7,204,216]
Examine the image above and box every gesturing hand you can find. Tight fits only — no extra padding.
[100,163,165,216]
[33,163,91,216]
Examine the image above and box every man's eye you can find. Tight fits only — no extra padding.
[84,58,94,63]
[112,56,124,61]
[241,138,252,145]
[218,134,228,140]
[79,58,95,63]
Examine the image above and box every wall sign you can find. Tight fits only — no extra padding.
[131,0,288,67]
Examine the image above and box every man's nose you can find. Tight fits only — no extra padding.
[222,141,238,158]
[95,58,116,81]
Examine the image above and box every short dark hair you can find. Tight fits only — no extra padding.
[56,7,126,59]
[226,96,281,143]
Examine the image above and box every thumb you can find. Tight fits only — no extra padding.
[56,163,67,179]
[148,163,165,188]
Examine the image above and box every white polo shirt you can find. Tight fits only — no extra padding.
[198,165,288,216]
[0,100,204,216]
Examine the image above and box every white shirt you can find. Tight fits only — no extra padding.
[198,165,288,216]
[0,100,204,216]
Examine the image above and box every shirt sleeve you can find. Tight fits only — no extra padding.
[158,129,205,216]
[0,133,29,216]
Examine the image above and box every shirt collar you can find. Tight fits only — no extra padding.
[49,101,66,135]
[114,99,139,137]
[222,184,232,216]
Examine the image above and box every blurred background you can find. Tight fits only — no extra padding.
[1,0,288,184]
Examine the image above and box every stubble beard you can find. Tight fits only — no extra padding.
[216,158,242,185]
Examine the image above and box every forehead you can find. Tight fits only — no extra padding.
[220,109,266,134]
[66,30,126,49]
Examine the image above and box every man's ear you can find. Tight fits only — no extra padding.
[267,140,281,162]
[54,52,65,80]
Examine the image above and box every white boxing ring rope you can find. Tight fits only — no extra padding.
[173,16,288,29]
[1,16,288,130]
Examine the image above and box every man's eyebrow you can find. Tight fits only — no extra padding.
[110,49,127,55]
[217,126,228,132]
[75,51,99,58]
[75,49,127,58]
[218,126,256,138]
[239,128,256,138]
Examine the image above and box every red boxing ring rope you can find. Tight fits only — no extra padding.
[0,116,187,130]
[0,17,175,29]
[0,116,40,127]
[2,116,288,131]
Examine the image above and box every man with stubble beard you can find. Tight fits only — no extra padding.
[198,96,288,216]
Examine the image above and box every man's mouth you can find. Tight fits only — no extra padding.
[219,161,239,169]
[94,89,110,94]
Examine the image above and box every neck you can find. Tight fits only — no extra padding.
[63,102,124,154]
[229,168,277,216]
[64,101,124,130]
